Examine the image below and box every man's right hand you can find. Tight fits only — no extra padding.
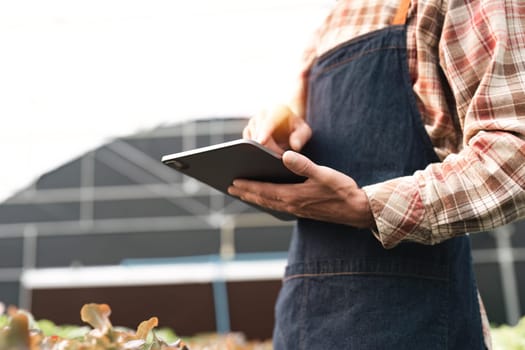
[242,104,312,155]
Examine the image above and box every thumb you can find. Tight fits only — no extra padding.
[282,151,320,178]
[255,121,273,145]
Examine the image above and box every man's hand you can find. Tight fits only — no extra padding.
[243,104,312,155]
[228,151,375,228]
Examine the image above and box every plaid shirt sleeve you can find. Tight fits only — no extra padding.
[363,0,525,248]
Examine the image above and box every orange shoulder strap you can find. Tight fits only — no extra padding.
[392,0,411,25]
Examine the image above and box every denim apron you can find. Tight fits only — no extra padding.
[272,8,485,350]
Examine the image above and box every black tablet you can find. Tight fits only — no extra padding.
[161,139,306,220]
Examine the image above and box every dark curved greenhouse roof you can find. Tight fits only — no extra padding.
[0,117,294,304]
[0,116,524,328]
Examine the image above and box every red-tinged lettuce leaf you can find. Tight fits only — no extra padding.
[80,304,113,334]
[150,332,189,350]
[135,317,158,340]
[2,313,30,349]
[0,303,195,350]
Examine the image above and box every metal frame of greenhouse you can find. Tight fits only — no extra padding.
[0,117,524,338]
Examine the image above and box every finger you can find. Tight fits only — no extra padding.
[230,179,276,193]
[228,182,285,208]
[282,151,320,179]
[244,113,286,154]
[256,122,275,145]
[289,118,312,151]
[242,126,251,139]
[243,116,258,140]
[256,105,290,144]
[227,184,243,197]
[236,191,283,212]
[261,137,286,155]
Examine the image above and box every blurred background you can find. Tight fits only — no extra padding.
[0,0,524,342]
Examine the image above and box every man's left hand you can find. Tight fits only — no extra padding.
[227,151,375,228]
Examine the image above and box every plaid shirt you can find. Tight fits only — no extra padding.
[293,0,525,347]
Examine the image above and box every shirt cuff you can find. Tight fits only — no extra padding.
[363,175,433,249]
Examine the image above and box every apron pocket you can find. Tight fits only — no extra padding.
[275,273,448,350]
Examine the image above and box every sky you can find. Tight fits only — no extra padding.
[0,0,332,201]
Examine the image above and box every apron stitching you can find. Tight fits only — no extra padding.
[284,271,448,282]
[311,46,406,78]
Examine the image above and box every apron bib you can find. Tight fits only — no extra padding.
[273,6,484,350]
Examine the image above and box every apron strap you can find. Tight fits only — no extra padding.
[392,0,411,25]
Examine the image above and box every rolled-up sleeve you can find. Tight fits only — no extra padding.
[364,0,525,248]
